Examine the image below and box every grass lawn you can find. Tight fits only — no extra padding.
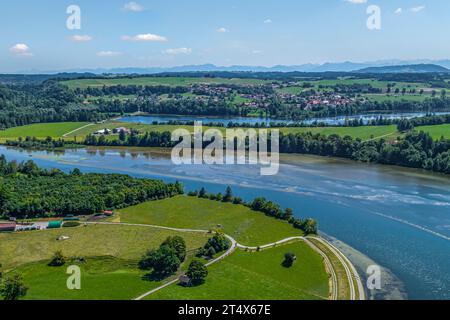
[279,125,398,140]
[416,124,450,140]
[0,121,400,143]
[62,77,269,89]
[0,224,209,270]
[306,237,350,300]
[119,196,303,246]
[299,79,429,91]
[364,94,430,102]
[10,257,160,300]
[147,241,329,300]
[0,122,89,142]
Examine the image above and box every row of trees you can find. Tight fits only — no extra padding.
[278,131,450,174]
[0,156,184,218]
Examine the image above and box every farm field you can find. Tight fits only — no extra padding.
[0,223,210,300]
[297,78,430,90]
[12,257,157,300]
[364,94,430,102]
[0,224,209,269]
[147,241,329,300]
[279,125,398,140]
[416,124,450,139]
[119,195,303,246]
[62,77,270,89]
[0,122,89,142]
[0,121,402,142]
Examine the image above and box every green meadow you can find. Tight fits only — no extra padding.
[147,241,329,300]
[416,124,450,140]
[63,77,270,89]
[0,224,209,270]
[119,195,303,246]
[0,122,89,142]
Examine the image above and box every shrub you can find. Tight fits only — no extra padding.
[162,236,187,262]
[282,252,297,268]
[186,260,208,286]
[48,251,66,266]
[63,221,80,228]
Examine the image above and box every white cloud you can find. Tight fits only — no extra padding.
[163,47,192,55]
[217,27,228,33]
[345,0,367,4]
[395,8,403,14]
[123,2,144,12]
[70,35,93,42]
[252,50,263,54]
[410,6,425,13]
[121,33,168,42]
[96,51,122,57]
[9,43,33,56]
[264,19,272,24]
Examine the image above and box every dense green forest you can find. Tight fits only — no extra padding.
[0,83,110,130]
[0,156,184,218]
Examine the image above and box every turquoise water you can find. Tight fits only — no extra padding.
[1,146,449,300]
[117,112,450,126]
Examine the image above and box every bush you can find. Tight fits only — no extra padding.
[186,260,208,286]
[282,252,296,268]
[48,251,66,266]
[161,236,186,262]
[63,221,80,228]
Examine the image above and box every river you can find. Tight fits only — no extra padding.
[1,146,449,300]
[117,111,450,126]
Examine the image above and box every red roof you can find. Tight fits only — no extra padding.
[103,211,113,215]
[0,223,16,229]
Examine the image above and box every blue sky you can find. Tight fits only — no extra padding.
[0,0,448,72]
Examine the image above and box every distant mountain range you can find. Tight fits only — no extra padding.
[355,64,450,74]
[12,59,450,75]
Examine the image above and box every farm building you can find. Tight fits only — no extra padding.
[103,210,114,216]
[0,222,16,232]
[47,220,62,229]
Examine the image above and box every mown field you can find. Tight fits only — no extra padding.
[0,122,89,142]
[66,121,399,141]
[415,124,450,140]
[0,224,209,270]
[2,121,449,145]
[147,241,329,300]
[280,125,398,140]
[119,195,302,246]
[62,77,270,89]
